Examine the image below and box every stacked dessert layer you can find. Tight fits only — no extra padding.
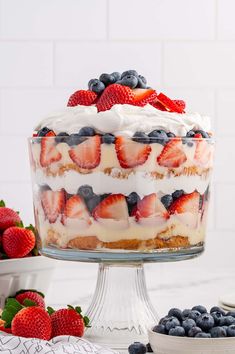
[30,70,214,252]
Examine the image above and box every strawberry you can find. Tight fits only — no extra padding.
[96,84,134,112]
[15,290,45,308]
[12,306,52,340]
[135,193,169,219]
[69,135,101,169]
[115,136,151,168]
[93,194,129,220]
[151,101,167,111]
[64,195,90,221]
[67,90,97,107]
[173,99,186,111]
[45,130,56,137]
[157,93,185,113]
[48,305,89,338]
[0,200,21,231]
[0,325,12,334]
[194,138,211,165]
[40,137,62,167]
[41,190,65,223]
[157,138,187,168]
[132,88,158,106]
[2,227,35,258]
[169,191,200,215]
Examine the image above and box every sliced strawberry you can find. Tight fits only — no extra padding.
[64,195,90,221]
[69,135,101,169]
[93,194,128,220]
[157,138,187,168]
[135,193,169,219]
[96,84,134,112]
[173,100,186,111]
[151,101,167,111]
[40,137,62,167]
[41,190,65,223]
[194,139,211,166]
[67,90,97,107]
[115,136,151,168]
[169,191,200,215]
[132,88,158,107]
[157,93,185,113]
[45,131,56,137]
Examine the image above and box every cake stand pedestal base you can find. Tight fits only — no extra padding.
[85,262,158,351]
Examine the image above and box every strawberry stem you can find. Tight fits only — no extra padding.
[0,200,5,207]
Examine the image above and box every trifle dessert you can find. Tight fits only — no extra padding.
[29,70,214,252]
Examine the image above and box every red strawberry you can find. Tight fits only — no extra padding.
[40,137,62,167]
[194,138,211,166]
[64,195,90,221]
[93,194,128,220]
[15,290,45,308]
[41,190,65,223]
[133,88,158,106]
[96,84,134,112]
[12,306,52,340]
[173,99,186,111]
[0,202,21,231]
[69,135,101,169]
[45,130,56,137]
[151,101,167,111]
[157,138,187,168]
[49,306,87,338]
[2,227,36,258]
[135,193,169,219]
[157,93,185,113]
[67,90,98,107]
[115,136,151,168]
[169,191,200,215]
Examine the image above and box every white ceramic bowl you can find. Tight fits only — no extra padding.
[148,328,235,354]
[0,256,55,308]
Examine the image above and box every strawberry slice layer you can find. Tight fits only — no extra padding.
[69,135,101,169]
[67,90,97,107]
[194,139,212,166]
[96,84,134,112]
[169,191,200,215]
[135,193,169,219]
[115,136,151,168]
[41,190,65,223]
[93,194,128,220]
[157,138,187,168]
[133,88,158,107]
[64,195,90,221]
[40,137,62,168]
[157,93,185,113]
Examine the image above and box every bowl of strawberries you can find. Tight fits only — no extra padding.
[0,200,55,308]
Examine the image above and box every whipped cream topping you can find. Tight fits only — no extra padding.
[35,104,212,137]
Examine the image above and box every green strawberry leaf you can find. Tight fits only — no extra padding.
[26,224,36,233]
[75,306,82,314]
[23,299,36,307]
[83,316,90,327]
[15,220,24,228]
[47,306,55,315]
[0,200,5,207]
[67,304,75,310]
[1,298,23,327]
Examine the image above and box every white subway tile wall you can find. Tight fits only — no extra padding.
[0,0,233,260]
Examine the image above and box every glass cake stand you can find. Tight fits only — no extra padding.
[41,245,204,350]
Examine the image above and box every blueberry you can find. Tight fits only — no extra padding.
[137,75,147,89]
[221,316,235,326]
[188,326,202,337]
[172,190,184,200]
[128,342,147,354]
[146,343,153,353]
[194,130,209,139]
[227,311,235,318]
[188,310,201,322]
[99,73,116,86]
[223,325,229,333]
[119,74,138,89]
[152,324,166,334]
[210,326,227,338]
[186,130,196,138]
[182,318,196,334]
[161,195,173,209]
[168,326,185,337]
[111,72,121,81]
[210,307,226,315]
[78,185,94,199]
[196,313,214,331]
[132,132,150,144]
[79,126,95,137]
[148,130,168,145]
[67,133,86,146]
[102,133,115,144]
[182,309,191,319]
[165,317,181,332]
[211,311,224,325]
[159,316,171,326]
[195,332,211,338]
[167,132,176,138]
[37,127,52,137]
[168,308,183,321]
[227,324,235,337]
[85,195,101,213]
[55,132,69,143]
[127,192,140,206]
[192,305,207,314]
[88,79,105,94]
[121,70,138,79]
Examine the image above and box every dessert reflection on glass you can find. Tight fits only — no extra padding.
[29,70,214,252]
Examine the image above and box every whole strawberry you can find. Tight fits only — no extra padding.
[2,226,35,258]
[0,200,21,231]
[48,305,89,338]
[15,290,45,308]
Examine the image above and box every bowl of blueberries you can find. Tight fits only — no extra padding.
[147,305,235,354]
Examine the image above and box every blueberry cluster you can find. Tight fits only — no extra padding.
[152,305,235,338]
[183,129,210,147]
[88,70,148,95]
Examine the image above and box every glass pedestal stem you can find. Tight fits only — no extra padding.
[85,262,158,350]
